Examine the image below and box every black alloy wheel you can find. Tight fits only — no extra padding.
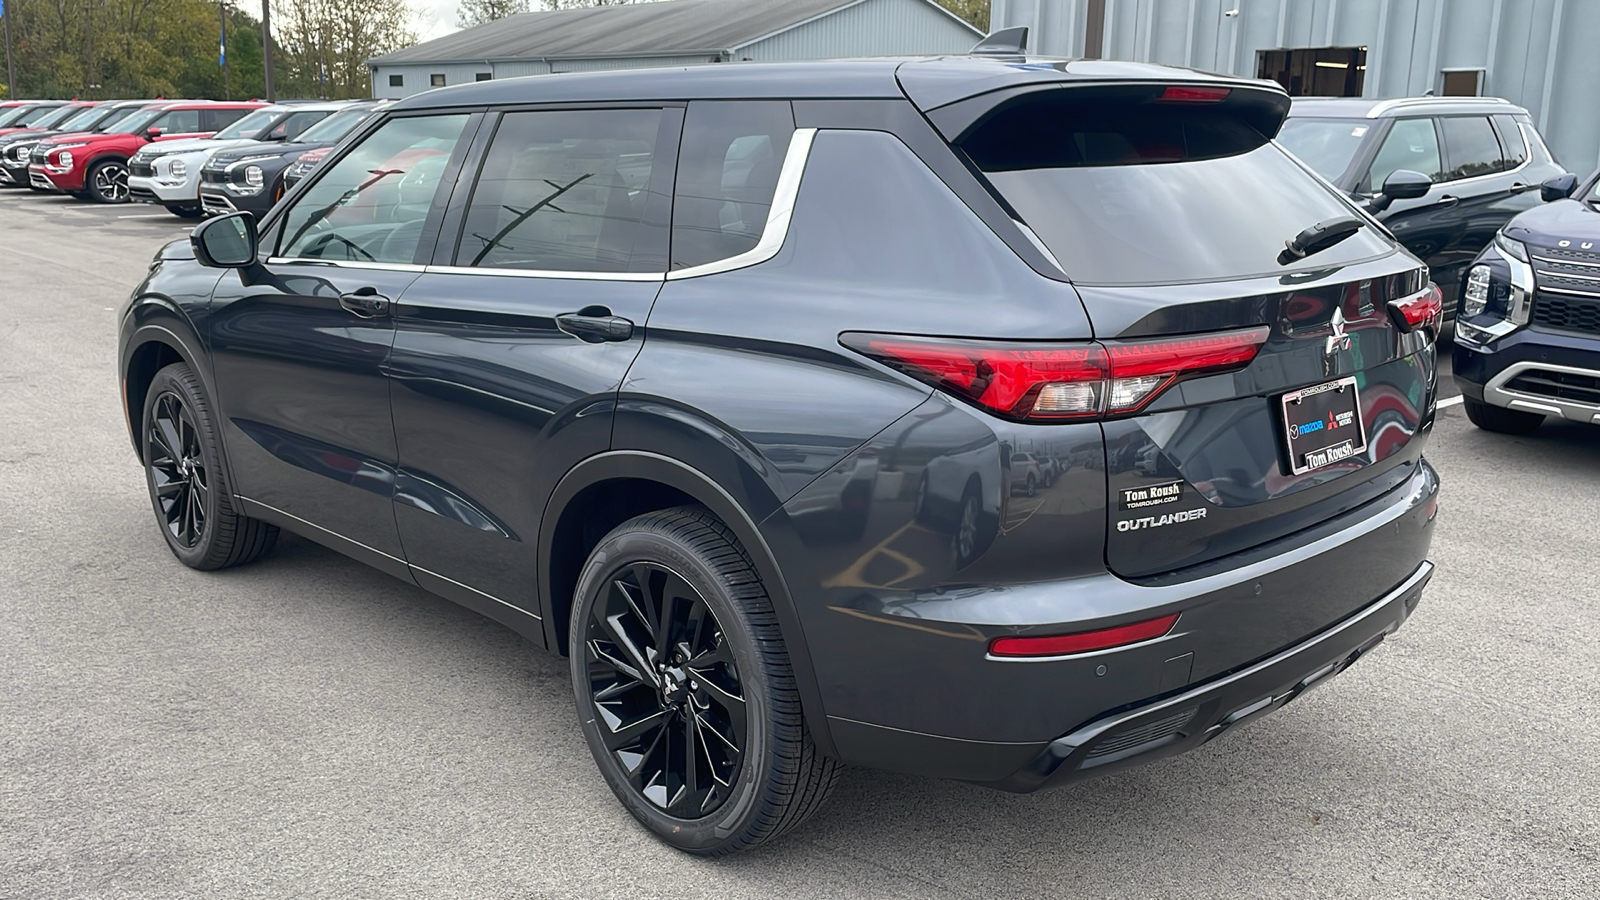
[571,507,837,855]
[147,390,208,549]
[140,363,279,569]
[88,159,129,203]
[583,561,746,819]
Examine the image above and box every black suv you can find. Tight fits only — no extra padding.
[200,101,386,218]
[119,51,1441,855]
[1452,166,1600,432]
[1278,97,1564,317]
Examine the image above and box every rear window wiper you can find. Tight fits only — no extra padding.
[1279,216,1365,265]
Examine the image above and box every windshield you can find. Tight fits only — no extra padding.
[212,108,280,141]
[0,107,35,127]
[108,108,165,135]
[296,107,372,143]
[28,106,79,128]
[1276,117,1372,184]
[57,106,109,132]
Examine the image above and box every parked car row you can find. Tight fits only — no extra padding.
[0,98,382,215]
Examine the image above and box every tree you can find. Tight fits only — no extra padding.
[274,0,415,98]
[933,0,988,32]
[457,0,527,28]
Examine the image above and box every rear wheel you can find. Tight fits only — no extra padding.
[141,362,279,569]
[86,158,129,203]
[1462,397,1543,435]
[570,506,837,855]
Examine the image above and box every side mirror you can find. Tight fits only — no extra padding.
[1541,173,1579,202]
[190,212,258,268]
[1381,169,1433,201]
[144,126,165,140]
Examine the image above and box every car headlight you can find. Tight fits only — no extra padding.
[1495,231,1528,262]
[56,150,72,168]
[169,159,187,179]
[244,165,264,187]
[1462,265,1491,317]
[10,143,33,160]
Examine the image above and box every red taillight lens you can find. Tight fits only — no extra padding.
[1388,283,1444,334]
[842,326,1268,421]
[989,613,1180,658]
[1159,85,1232,104]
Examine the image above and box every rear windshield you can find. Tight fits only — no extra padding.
[961,92,1395,286]
[1276,116,1372,182]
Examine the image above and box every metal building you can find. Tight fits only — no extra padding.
[991,0,1600,173]
[368,0,983,100]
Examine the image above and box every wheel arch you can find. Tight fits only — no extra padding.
[120,318,211,466]
[539,450,836,758]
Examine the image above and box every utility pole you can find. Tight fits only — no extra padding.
[3,0,16,102]
[260,0,275,101]
[220,0,231,99]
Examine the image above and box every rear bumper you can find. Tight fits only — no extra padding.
[979,560,1430,792]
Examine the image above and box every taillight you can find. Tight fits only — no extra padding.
[842,326,1268,422]
[1388,283,1444,334]
[989,613,1180,658]
[1159,85,1232,103]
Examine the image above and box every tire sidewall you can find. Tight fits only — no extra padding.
[142,365,226,567]
[569,525,774,853]
[88,159,125,203]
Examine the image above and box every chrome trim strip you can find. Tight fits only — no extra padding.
[421,263,662,282]
[410,564,542,620]
[236,497,409,566]
[1531,254,1600,270]
[666,127,817,281]
[1484,361,1600,423]
[1531,267,1600,284]
[1534,285,1600,299]
[1493,245,1535,324]
[266,256,428,273]
[1365,96,1511,117]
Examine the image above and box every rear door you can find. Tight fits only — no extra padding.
[386,105,680,617]
[942,84,1437,580]
[1432,114,1519,307]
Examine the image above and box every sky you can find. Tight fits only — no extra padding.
[413,0,463,41]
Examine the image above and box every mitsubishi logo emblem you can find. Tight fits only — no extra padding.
[1325,306,1352,361]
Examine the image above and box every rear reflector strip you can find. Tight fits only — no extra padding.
[989,613,1181,658]
[841,326,1268,422]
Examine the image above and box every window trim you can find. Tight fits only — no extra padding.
[667,127,816,280]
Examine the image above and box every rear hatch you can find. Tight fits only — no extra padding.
[914,71,1439,579]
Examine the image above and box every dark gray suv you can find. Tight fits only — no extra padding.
[118,48,1441,854]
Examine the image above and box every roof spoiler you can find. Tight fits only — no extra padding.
[971,26,1028,59]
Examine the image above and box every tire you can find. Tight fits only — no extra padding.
[141,362,279,570]
[1462,396,1543,435]
[85,158,130,203]
[165,203,203,219]
[1025,474,1037,497]
[570,506,838,855]
[953,482,982,568]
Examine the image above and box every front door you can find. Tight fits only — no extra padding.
[205,112,477,578]
[386,106,680,619]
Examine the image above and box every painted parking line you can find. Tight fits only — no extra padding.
[1438,395,1464,409]
[116,213,173,219]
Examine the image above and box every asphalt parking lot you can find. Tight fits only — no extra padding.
[1,189,1596,899]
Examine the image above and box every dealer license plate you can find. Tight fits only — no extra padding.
[1280,377,1367,475]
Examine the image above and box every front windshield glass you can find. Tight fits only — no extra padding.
[57,106,108,132]
[95,106,147,132]
[28,106,79,128]
[1276,117,1373,184]
[108,108,165,135]
[0,107,34,127]
[212,108,280,141]
[296,107,372,143]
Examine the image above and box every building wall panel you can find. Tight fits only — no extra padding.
[738,0,980,61]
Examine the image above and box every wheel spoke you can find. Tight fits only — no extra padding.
[668,711,700,818]
[598,706,670,752]
[599,612,659,688]
[696,675,746,734]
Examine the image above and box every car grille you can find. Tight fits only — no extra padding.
[200,191,235,215]
[1530,293,1600,335]
[1504,369,1600,408]
[1085,706,1196,761]
[1529,249,1600,335]
[128,160,155,178]
[30,169,55,190]
[200,166,228,185]
[30,145,49,164]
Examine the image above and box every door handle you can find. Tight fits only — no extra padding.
[556,309,634,343]
[1436,194,1460,208]
[339,286,390,317]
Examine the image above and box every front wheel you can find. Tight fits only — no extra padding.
[141,363,279,569]
[570,506,837,855]
[1462,396,1543,435]
[86,158,130,203]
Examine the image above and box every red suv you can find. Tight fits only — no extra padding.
[29,101,264,202]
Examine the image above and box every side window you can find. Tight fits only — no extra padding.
[203,108,249,133]
[1438,116,1505,180]
[1492,114,1527,169]
[455,108,670,273]
[278,114,471,264]
[670,100,794,270]
[1367,117,1443,190]
[159,109,203,134]
[273,110,328,142]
